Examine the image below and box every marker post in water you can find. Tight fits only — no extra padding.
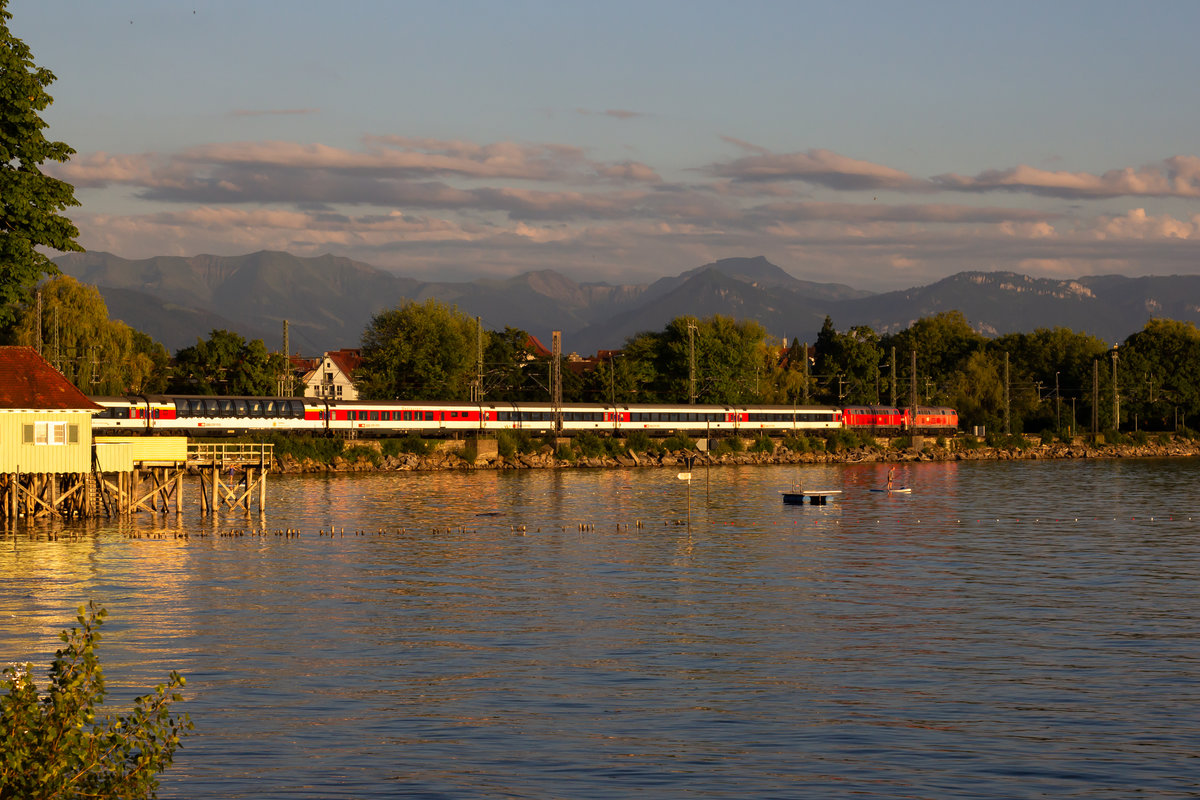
[677,455,695,533]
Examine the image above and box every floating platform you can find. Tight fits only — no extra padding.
[781,490,841,506]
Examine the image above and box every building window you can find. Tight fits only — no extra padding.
[27,421,69,445]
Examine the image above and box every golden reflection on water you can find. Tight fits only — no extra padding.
[1,460,1199,798]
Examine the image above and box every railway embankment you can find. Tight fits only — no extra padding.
[269,435,1200,474]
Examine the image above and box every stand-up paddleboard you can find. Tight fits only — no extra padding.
[870,486,912,493]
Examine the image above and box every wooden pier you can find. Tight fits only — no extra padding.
[1,438,274,520]
[189,442,273,514]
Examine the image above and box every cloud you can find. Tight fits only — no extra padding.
[709,148,925,191]
[53,133,1200,290]
[933,156,1200,199]
[1092,208,1196,239]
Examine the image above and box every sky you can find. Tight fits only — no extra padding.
[11,0,1200,290]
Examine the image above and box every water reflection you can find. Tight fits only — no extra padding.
[1,459,1199,798]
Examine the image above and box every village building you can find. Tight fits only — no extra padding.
[300,349,361,401]
[0,346,103,518]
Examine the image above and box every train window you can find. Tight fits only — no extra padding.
[219,400,233,416]
[370,411,380,421]
[249,401,262,417]
[380,411,390,421]
[425,412,435,421]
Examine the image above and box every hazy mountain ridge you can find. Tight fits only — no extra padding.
[53,251,1200,356]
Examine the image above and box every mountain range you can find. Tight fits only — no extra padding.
[54,251,1200,356]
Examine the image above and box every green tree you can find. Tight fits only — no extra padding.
[0,0,82,332]
[1118,319,1200,430]
[170,329,287,395]
[883,311,987,406]
[357,299,477,400]
[11,275,170,394]
[481,326,561,401]
[0,602,192,799]
[812,318,883,404]
[989,327,1107,432]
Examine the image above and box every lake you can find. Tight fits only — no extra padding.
[2,458,1199,798]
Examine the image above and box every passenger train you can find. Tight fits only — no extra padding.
[90,395,958,438]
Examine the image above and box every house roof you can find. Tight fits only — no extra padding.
[324,349,361,376]
[0,347,103,411]
[525,336,552,358]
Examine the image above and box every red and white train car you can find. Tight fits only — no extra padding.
[89,395,953,437]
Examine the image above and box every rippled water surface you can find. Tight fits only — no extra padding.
[3,458,1199,798]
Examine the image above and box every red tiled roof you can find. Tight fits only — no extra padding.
[525,336,552,358]
[0,347,103,411]
[325,348,361,376]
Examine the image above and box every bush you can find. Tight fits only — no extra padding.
[344,444,382,467]
[0,603,192,798]
[625,430,651,454]
[555,443,575,462]
[825,429,861,452]
[1039,429,1056,445]
[574,431,606,458]
[1130,430,1149,446]
[458,444,478,463]
[255,432,342,463]
[389,434,431,456]
[781,434,810,453]
[661,434,697,452]
[958,435,981,451]
[749,434,775,454]
[497,431,517,459]
[723,436,745,453]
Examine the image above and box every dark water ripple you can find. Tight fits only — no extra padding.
[2,458,1199,798]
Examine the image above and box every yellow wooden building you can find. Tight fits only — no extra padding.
[0,347,103,518]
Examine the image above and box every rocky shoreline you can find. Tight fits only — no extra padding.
[272,437,1200,474]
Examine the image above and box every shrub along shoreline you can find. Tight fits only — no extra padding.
[242,429,1200,474]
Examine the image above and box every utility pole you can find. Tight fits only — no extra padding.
[473,316,483,402]
[34,290,42,356]
[890,346,897,408]
[1111,346,1119,432]
[909,349,917,417]
[802,342,809,404]
[687,320,697,404]
[280,320,293,396]
[551,331,562,433]
[1055,372,1061,433]
[1004,351,1010,435]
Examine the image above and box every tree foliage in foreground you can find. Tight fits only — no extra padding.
[0,0,83,331]
[0,602,192,799]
